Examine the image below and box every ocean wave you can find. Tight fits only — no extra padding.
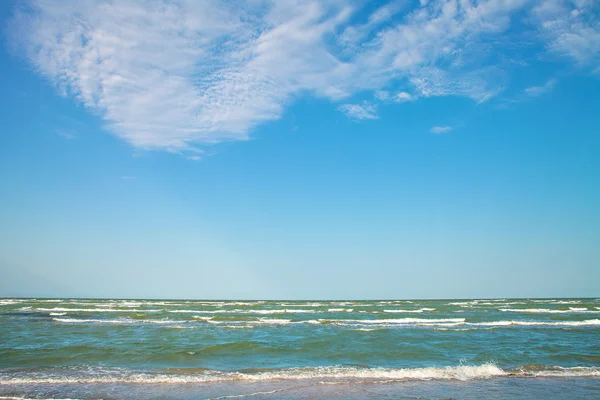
[191,316,213,321]
[378,301,414,304]
[312,318,466,327]
[499,308,598,314]
[25,307,162,313]
[0,398,89,400]
[448,301,479,306]
[169,309,319,315]
[515,365,600,377]
[312,318,600,329]
[0,364,505,384]
[49,315,600,329]
[52,317,180,325]
[34,299,64,303]
[468,319,600,327]
[383,308,436,313]
[343,318,464,324]
[0,300,27,306]
[2,364,599,385]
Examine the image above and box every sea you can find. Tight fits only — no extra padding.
[0,298,599,399]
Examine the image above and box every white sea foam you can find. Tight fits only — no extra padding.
[48,315,600,329]
[256,318,293,325]
[499,308,597,314]
[315,318,466,327]
[28,307,162,313]
[0,299,25,306]
[52,318,135,324]
[191,316,213,321]
[6,364,596,384]
[352,318,464,324]
[469,319,600,327]
[383,308,436,313]
[221,325,254,329]
[237,309,314,314]
[515,366,600,377]
[0,363,508,384]
[378,301,414,304]
[52,317,181,325]
[170,309,320,315]
[0,397,87,400]
[448,301,480,308]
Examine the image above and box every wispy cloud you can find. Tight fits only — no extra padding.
[430,125,453,134]
[8,0,600,155]
[54,129,76,140]
[525,79,558,97]
[338,103,378,120]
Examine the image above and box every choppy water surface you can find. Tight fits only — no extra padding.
[0,298,599,399]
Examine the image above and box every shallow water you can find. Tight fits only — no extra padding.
[0,298,598,399]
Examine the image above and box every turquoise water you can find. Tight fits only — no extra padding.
[0,298,599,399]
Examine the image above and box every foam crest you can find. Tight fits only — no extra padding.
[448,301,478,306]
[499,308,597,314]
[26,307,162,313]
[315,318,466,327]
[172,309,320,315]
[0,300,26,306]
[383,308,436,313]
[0,363,507,384]
[469,319,600,327]
[52,317,181,325]
[517,366,600,377]
[0,398,87,400]
[2,364,600,386]
[351,318,464,324]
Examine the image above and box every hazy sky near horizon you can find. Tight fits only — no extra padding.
[1,0,599,299]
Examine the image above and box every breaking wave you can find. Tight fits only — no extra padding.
[499,308,598,314]
[2,364,599,385]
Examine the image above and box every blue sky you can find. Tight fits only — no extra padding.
[0,0,599,299]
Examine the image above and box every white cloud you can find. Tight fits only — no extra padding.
[338,103,378,120]
[394,92,414,102]
[8,0,600,154]
[375,90,415,103]
[525,79,558,97]
[430,125,453,134]
[532,0,600,65]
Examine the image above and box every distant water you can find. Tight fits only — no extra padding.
[1,298,599,399]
